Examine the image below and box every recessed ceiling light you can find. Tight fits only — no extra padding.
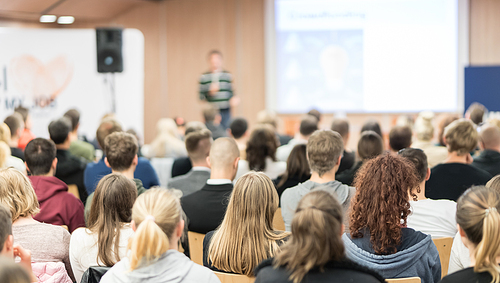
[57,16,75,24]
[39,15,57,23]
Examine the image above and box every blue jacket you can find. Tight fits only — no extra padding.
[342,228,441,283]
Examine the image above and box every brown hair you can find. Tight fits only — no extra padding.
[444,119,478,155]
[104,132,138,172]
[87,173,137,266]
[277,144,310,188]
[437,114,459,146]
[350,153,419,255]
[96,118,123,150]
[357,131,384,161]
[467,102,487,125]
[331,118,349,138]
[307,130,344,177]
[184,129,212,163]
[63,109,80,131]
[3,113,24,138]
[486,175,500,192]
[246,126,279,171]
[274,190,344,283]
[0,256,31,283]
[299,116,318,137]
[389,125,412,151]
[203,105,218,122]
[0,168,40,222]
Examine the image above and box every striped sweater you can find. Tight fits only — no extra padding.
[199,70,233,109]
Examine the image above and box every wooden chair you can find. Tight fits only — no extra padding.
[386,277,421,283]
[187,231,205,265]
[60,225,69,231]
[273,208,285,231]
[67,184,80,200]
[214,271,255,283]
[433,237,453,277]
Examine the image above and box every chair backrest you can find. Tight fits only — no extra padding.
[432,237,454,278]
[67,184,80,199]
[188,231,205,265]
[81,266,111,283]
[386,277,421,283]
[273,208,285,231]
[214,271,255,283]
[150,157,175,187]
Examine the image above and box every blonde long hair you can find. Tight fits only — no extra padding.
[0,168,39,222]
[149,118,184,158]
[457,186,500,283]
[208,172,289,276]
[128,188,182,270]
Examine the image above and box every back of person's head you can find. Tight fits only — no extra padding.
[96,118,122,150]
[256,110,278,129]
[278,144,310,188]
[457,186,500,282]
[357,131,384,161]
[307,130,343,176]
[0,205,12,254]
[438,114,459,146]
[24,138,56,176]
[307,109,321,122]
[104,132,138,172]
[479,124,500,150]
[88,173,137,266]
[350,153,419,255]
[184,121,207,136]
[331,118,349,139]
[444,119,478,155]
[209,137,240,172]
[360,119,382,137]
[246,126,279,171]
[48,117,72,145]
[0,168,40,222]
[3,113,24,138]
[0,142,10,168]
[487,118,500,130]
[486,175,500,191]
[63,109,80,132]
[299,116,318,138]
[209,172,288,276]
[274,190,344,283]
[389,125,412,151]
[229,118,248,139]
[128,188,182,270]
[14,106,29,124]
[185,129,212,163]
[398,148,428,183]
[0,256,31,283]
[466,102,487,125]
[155,118,178,137]
[203,105,219,123]
[414,111,434,141]
[0,124,11,144]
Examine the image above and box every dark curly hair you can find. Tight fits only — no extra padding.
[246,126,279,171]
[349,153,419,255]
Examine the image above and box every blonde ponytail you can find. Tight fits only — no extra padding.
[128,189,181,270]
[474,207,500,283]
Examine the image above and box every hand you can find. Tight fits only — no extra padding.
[13,245,37,282]
[229,96,240,107]
[209,83,219,95]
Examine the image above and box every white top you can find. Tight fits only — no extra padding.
[69,225,134,283]
[5,156,26,174]
[235,157,286,180]
[448,231,471,274]
[276,138,307,162]
[407,199,457,238]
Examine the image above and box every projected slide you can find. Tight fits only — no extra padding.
[274,0,458,113]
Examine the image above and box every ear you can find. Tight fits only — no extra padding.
[1,235,14,257]
[104,157,111,168]
[336,155,342,166]
[227,128,232,137]
[425,168,431,181]
[52,158,58,169]
[176,219,185,238]
[131,220,137,232]
[340,224,345,236]
[443,136,448,146]
[24,162,31,174]
[206,156,212,169]
[234,157,240,170]
[132,155,138,166]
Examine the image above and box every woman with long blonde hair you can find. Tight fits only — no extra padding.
[204,172,289,276]
[100,188,218,283]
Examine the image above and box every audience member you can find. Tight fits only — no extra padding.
[236,125,286,180]
[388,125,412,152]
[276,115,318,162]
[168,129,213,196]
[281,130,355,231]
[14,106,35,151]
[0,168,75,281]
[204,172,289,275]
[181,138,239,234]
[100,189,219,283]
[144,118,187,158]
[203,105,227,140]
[84,118,159,194]
[307,109,321,123]
[70,174,137,282]
[49,117,88,204]
[441,186,500,283]
[331,118,355,174]
[472,124,500,176]
[3,113,25,161]
[437,114,459,147]
[274,144,311,201]
[465,102,487,125]
[256,110,292,146]
[0,140,25,174]
[399,148,457,238]
[342,154,441,283]
[255,190,385,283]
[171,121,207,178]
[64,108,95,162]
[411,111,448,168]
[228,117,249,159]
[336,131,384,186]
[360,119,383,138]
[426,119,491,201]
[24,139,85,232]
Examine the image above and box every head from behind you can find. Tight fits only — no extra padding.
[350,153,419,255]
[96,118,123,150]
[274,190,344,283]
[208,137,240,180]
[0,124,11,145]
[438,114,459,146]
[389,125,412,152]
[184,121,207,136]
[155,118,178,138]
[456,186,500,283]
[246,126,279,171]
[0,205,13,257]
[357,131,384,161]
[63,109,80,133]
[479,124,500,151]
[129,189,183,270]
[0,168,40,223]
[331,118,349,146]
[14,106,31,131]
[203,105,220,124]
[398,148,429,199]
[307,109,321,123]
[185,129,213,166]
[208,50,223,71]
[307,130,343,177]
[444,119,478,155]
[0,141,10,168]
[299,116,318,139]
[88,173,137,266]
[48,117,72,145]
[0,256,31,283]
[24,138,57,176]
[104,132,138,172]
[256,110,278,130]
[360,119,382,138]
[486,175,500,191]
[466,102,487,125]
[3,113,24,140]
[278,144,310,188]
[415,111,434,141]
[229,117,248,140]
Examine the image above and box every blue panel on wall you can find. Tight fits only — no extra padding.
[464,66,500,113]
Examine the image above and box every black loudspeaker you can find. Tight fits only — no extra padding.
[96,28,123,73]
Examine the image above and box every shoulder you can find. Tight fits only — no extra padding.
[440,267,479,283]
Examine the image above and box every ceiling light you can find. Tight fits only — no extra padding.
[39,15,57,23]
[57,16,75,24]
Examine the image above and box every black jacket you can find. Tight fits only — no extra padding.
[171,157,192,178]
[471,149,500,177]
[55,149,88,204]
[336,161,363,186]
[337,150,356,175]
[273,174,310,206]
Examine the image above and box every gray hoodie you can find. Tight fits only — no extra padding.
[100,250,220,283]
[280,180,355,231]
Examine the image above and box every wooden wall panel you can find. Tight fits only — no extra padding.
[469,0,500,64]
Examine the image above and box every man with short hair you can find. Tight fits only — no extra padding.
[14,106,35,151]
[171,122,208,178]
[24,138,85,232]
[168,130,213,196]
[64,108,95,162]
[465,102,487,125]
[181,137,240,234]
[84,118,159,194]
[49,117,88,204]
[281,130,355,231]
[389,125,413,152]
[228,117,249,159]
[203,105,226,140]
[331,118,355,174]
[3,113,25,161]
[472,124,500,176]
[277,115,318,162]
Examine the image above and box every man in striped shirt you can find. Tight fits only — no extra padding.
[199,50,235,129]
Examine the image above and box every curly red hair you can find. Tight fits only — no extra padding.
[349,153,419,255]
